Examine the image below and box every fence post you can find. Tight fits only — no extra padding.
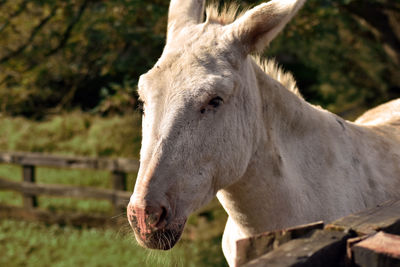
[112,170,127,214]
[22,165,38,209]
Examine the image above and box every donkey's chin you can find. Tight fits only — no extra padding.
[134,220,186,250]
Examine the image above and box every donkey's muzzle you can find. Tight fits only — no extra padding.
[127,203,185,250]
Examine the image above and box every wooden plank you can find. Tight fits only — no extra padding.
[112,171,128,214]
[22,165,38,209]
[0,204,127,228]
[326,199,400,236]
[243,229,351,267]
[112,171,127,191]
[352,231,400,267]
[346,235,370,263]
[235,221,324,266]
[0,151,139,172]
[0,177,130,208]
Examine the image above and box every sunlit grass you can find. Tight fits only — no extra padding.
[38,197,112,214]
[0,164,24,206]
[0,219,227,267]
[0,112,142,157]
[0,191,22,206]
[0,164,21,181]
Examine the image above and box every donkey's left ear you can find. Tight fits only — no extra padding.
[228,0,306,54]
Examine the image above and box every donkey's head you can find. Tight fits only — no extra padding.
[127,0,305,250]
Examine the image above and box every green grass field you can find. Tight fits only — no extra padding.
[0,219,226,267]
[0,114,228,267]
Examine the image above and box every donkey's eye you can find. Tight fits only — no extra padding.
[200,96,224,114]
[209,96,223,108]
[137,100,145,116]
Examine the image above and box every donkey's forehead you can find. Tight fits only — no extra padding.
[137,23,241,103]
[140,34,237,95]
[167,23,223,49]
[139,54,235,99]
[162,23,239,68]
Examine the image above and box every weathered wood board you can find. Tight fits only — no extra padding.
[0,151,139,172]
[0,204,127,228]
[352,231,400,267]
[0,177,130,208]
[243,229,350,267]
[22,164,38,208]
[326,199,400,235]
[239,199,400,267]
[235,221,324,266]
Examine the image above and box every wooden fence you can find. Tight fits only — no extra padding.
[0,152,139,227]
[237,199,400,267]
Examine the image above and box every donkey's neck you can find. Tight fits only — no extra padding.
[217,59,363,237]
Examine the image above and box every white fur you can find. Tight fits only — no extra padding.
[130,1,400,266]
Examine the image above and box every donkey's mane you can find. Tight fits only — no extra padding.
[252,56,302,98]
[206,3,302,98]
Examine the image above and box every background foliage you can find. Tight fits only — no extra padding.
[0,0,399,118]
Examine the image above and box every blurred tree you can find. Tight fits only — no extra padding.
[0,0,398,118]
[0,0,169,117]
[338,0,400,105]
[268,0,400,117]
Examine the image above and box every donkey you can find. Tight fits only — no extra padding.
[127,0,400,265]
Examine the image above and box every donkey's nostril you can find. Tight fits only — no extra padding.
[127,204,169,232]
[155,206,168,228]
[147,206,168,229]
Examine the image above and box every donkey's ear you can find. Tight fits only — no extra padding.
[228,0,305,53]
[167,0,205,41]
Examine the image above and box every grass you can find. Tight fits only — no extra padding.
[0,219,227,267]
[0,112,142,157]
[0,113,228,266]
[0,164,23,206]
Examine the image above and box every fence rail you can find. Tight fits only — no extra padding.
[0,151,139,226]
[0,177,130,208]
[239,199,400,267]
[0,151,139,172]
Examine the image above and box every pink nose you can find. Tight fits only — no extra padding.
[127,204,168,239]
